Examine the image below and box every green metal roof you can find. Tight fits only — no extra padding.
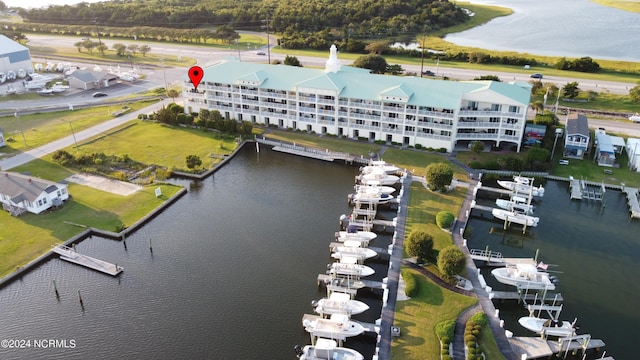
[196,58,531,109]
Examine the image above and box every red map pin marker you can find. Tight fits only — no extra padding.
[188,66,204,91]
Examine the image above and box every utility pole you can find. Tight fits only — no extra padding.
[94,18,102,45]
[266,13,271,64]
[420,32,426,78]
[14,109,26,146]
[64,120,78,150]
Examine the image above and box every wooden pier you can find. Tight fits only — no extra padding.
[52,244,123,276]
[509,334,606,359]
[491,291,563,302]
[569,176,604,201]
[469,248,536,267]
[623,187,640,219]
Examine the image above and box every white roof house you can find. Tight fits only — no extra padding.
[0,34,33,74]
[182,46,532,152]
[627,138,640,173]
[0,172,69,216]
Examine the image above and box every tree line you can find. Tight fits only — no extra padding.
[15,0,468,45]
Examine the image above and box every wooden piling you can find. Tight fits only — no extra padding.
[53,280,60,299]
[123,239,127,251]
[78,290,84,309]
[149,238,153,254]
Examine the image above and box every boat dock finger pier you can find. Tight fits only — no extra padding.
[509,334,606,359]
[52,244,123,276]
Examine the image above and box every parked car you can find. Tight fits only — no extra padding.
[529,73,543,79]
[422,70,436,76]
[256,51,266,56]
[92,92,108,98]
[559,160,569,165]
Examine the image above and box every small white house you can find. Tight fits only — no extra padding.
[0,172,69,216]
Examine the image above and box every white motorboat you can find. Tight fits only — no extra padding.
[354,183,395,195]
[492,208,539,227]
[335,228,377,242]
[331,246,377,261]
[491,263,558,290]
[630,113,640,123]
[17,69,27,78]
[6,84,17,94]
[295,338,364,360]
[37,88,54,96]
[6,70,16,81]
[497,176,545,197]
[312,292,370,316]
[302,314,366,339]
[495,195,534,215]
[360,160,400,175]
[328,256,375,277]
[0,72,6,83]
[518,317,577,337]
[358,168,400,186]
[350,189,394,204]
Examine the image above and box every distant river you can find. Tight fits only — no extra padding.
[2,0,104,8]
[446,0,640,61]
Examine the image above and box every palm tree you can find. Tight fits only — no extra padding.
[167,89,180,103]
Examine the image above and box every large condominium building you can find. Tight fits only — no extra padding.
[183,46,532,152]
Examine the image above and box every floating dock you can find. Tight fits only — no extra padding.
[491,291,563,302]
[509,334,606,359]
[52,245,123,276]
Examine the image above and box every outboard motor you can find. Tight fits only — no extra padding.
[294,344,304,358]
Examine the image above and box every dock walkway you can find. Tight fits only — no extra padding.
[623,187,640,219]
[52,244,123,276]
[509,335,606,359]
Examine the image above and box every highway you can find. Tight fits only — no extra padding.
[1,34,638,138]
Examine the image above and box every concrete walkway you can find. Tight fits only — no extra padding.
[0,99,170,170]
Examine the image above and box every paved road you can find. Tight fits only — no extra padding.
[22,34,636,96]
[0,99,170,170]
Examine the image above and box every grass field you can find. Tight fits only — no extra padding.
[0,178,182,278]
[592,0,640,13]
[73,120,239,171]
[392,267,478,359]
[381,148,468,180]
[0,100,159,156]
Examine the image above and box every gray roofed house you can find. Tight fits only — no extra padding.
[0,172,69,216]
[564,113,590,159]
[67,69,118,90]
[0,34,33,74]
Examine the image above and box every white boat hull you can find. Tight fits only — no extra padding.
[518,317,575,337]
[495,198,534,215]
[332,247,377,261]
[497,180,545,197]
[492,208,539,227]
[491,265,556,290]
[297,339,364,360]
[335,230,377,241]
[303,315,366,339]
[328,262,375,277]
[313,294,370,316]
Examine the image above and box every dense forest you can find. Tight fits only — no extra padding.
[16,0,468,49]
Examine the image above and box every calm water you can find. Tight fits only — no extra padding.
[0,146,389,359]
[0,148,637,359]
[446,0,640,61]
[470,180,640,359]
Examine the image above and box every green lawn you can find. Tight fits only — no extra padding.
[381,148,469,180]
[477,322,506,360]
[405,182,465,253]
[592,0,640,13]
[0,180,182,278]
[73,120,238,171]
[0,100,159,157]
[392,267,478,359]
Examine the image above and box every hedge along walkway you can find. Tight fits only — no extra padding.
[452,304,483,360]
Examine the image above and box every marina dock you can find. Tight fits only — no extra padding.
[509,335,606,359]
[623,187,640,219]
[52,245,123,276]
[491,291,563,302]
[469,248,536,267]
[569,176,604,201]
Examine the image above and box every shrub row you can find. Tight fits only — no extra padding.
[465,312,489,360]
[401,268,418,298]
